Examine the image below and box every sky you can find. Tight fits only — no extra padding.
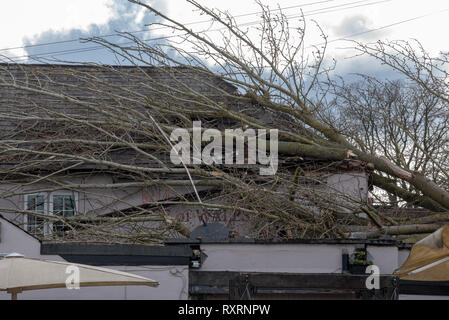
[0,0,448,80]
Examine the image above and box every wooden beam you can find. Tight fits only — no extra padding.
[189,271,399,300]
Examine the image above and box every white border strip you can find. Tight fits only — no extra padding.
[408,256,449,275]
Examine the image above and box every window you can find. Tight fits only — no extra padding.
[24,192,78,237]
[50,192,77,235]
[24,194,48,236]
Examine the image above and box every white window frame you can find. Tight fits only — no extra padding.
[49,191,79,215]
[49,191,78,233]
[23,193,49,235]
[23,191,78,236]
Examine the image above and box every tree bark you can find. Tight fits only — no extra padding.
[372,173,446,212]
[411,172,449,210]
[365,223,441,238]
[276,141,355,160]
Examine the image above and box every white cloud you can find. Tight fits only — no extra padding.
[0,0,112,57]
[1,0,449,64]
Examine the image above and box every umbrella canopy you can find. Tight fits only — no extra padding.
[0,253,158,299]
[395,225,449,281]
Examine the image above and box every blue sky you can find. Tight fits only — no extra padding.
[0,0,448,81]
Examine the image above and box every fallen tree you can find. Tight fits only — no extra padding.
[0,0,447,242]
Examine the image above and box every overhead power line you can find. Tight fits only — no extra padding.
[0,0,336,53]
[2,0,392,63]
[326,6,449,46]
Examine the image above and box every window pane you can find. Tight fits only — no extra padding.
[64,196,75,216]
[27,195,45,213]
[26,195,46,235]
[53,195,76,217]
[52,194,76,237]
[53,196,63,214]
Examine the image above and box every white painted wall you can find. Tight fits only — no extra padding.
[1,215,429,300]
[365,245,399,274]
[200,243,401,274]
[327,172,369,202]
[0,217,60,260]
[0,171,370,236]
